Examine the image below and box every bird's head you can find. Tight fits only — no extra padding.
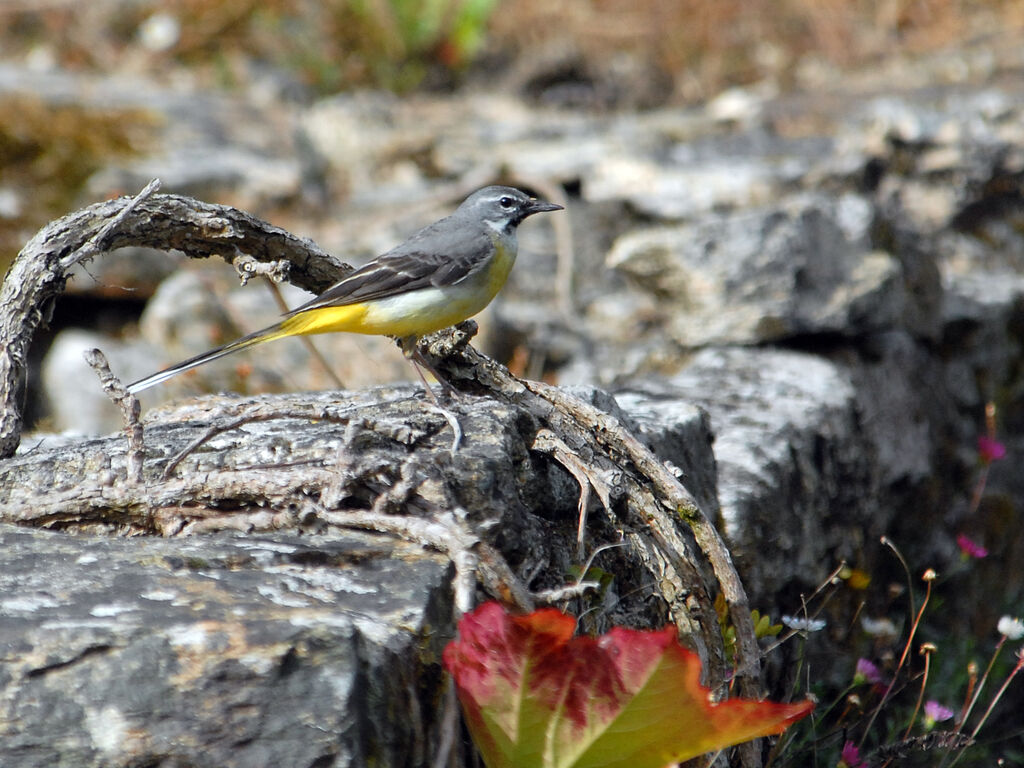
[459,185,563,233]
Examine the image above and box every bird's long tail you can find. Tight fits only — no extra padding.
[127,322,289,394]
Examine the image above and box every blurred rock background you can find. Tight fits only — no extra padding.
[4,0,1020,422]
[4,1,1024,763]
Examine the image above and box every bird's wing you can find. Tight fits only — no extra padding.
[287,228,493,315]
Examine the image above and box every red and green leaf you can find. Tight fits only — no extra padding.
[443,602,813,768]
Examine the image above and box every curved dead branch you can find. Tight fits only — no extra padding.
[0,180,351,458]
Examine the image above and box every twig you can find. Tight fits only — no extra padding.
[317,508,477,551]
[426,401,463,456]
[533,428,617,560]
[316,507,535,611]
[420,330,756,729]
[60,179,162,271]
[452,547,480,618]
[250,259,346,390]
[513,176,575,319]
[432,680,460,768]
[472,541,536,612]
[2,183,351,458]
[162,404,327,479]
[234,253,292,286]
[532,580,601,604]
[515,376,762,768]
[159,398,415,479]
[82,348,145,484]
[179,507,296,535]
[524,379,761,690]
[579,539,626,583]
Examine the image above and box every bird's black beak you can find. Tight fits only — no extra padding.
[526,198,564,215]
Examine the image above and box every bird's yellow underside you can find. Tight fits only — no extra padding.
[276,240,515,341]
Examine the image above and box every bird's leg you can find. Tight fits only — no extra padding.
[399,336,463,453]
[398,336,458,403]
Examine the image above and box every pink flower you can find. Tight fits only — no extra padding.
[839,740,866,768]
[923,700,954,730]
[854,658,884,685]
[957,533,988,559]
[978,435,1006,464]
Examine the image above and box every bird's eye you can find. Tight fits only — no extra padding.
[499,196,515,209]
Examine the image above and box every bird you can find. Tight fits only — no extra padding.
[126,185,563,398]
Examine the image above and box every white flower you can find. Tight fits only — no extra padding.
[782,615,826,632]
[137,13,180,52]
[997,616,1024,640]
[861,616,899,638]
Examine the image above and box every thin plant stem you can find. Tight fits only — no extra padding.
[957,661,979,726]
[902,646,934,739]
[955,636,1006,735]
[970,401,1000,515]
[948,651,1024,768]
[264,278,345,389]
[938,635,1009,768]
[968,463,991,516]
[969,652,1024,740]
[883,536,916,624]
[859,565,933,749]
[763,562,847,656]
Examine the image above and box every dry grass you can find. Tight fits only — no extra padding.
[0,94,157,274]
[489,0,1024,100]
[1,0,1022,99]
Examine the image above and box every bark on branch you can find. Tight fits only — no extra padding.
[0,180,351,458]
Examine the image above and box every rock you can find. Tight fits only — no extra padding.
[0,377,738,766]
[605,194,918,348]
[0,64,312,213]
[618,348,877,607]
[585,154,778,220]
[584,129,829,220]
[0,522,452,768]
[707,85,774,125]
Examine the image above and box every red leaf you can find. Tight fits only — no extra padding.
[444,602,813,768]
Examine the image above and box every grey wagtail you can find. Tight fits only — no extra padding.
[127,186,563,397]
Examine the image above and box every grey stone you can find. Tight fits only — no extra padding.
[0,63,312,212]
[0,523,451,768]
[1,382,726,767]
[619,348,878,606]
[605,195,910,347]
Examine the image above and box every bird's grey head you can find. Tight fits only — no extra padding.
[458,185,563,233]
